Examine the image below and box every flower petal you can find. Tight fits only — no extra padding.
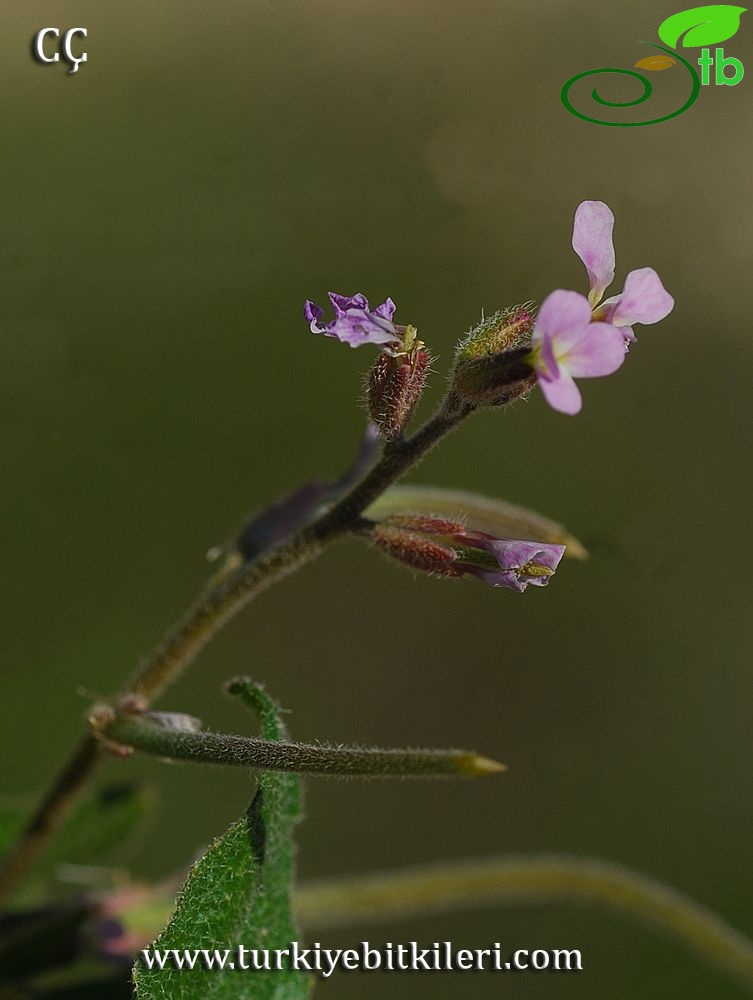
[465,566,526,591]
[572,201,615,307]
[564,322,627,378]
[602,267,674,327]
[329,292,369,314]
[304,300,326,333]
[374,297,396,321]
[531,289,593,379]
[534,289,593,342]
[538,367,583,415]
[459,538,566,590]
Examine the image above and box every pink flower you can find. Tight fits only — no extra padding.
[530,201,675,415]
[530,290,626,415]
[572,200,674,343]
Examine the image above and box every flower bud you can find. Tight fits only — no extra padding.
[371,523,462,577]
[367,326,429,440]
[451,304,536,407]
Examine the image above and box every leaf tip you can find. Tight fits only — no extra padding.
[457,754,508,777]
[562,535,589,561]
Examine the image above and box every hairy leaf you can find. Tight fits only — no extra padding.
[133,683,310,999]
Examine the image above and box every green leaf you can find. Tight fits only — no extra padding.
[133,682,310,1000]
[368,485,588,559]
[45,782,155,872]
[0,783,154,893]
[658,5,746,48]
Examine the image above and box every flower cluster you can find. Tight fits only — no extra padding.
[304,201,673,418]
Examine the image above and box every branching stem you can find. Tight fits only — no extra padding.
[0,396,471,902]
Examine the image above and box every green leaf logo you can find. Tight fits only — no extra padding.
[658,4,747,48]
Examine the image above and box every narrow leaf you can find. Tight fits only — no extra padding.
[658,5,746,48]
[133,682,310,1000]
[227,423,381,564]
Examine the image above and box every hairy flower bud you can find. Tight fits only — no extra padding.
[451,304,536,407]
[367,326,429,440]
[371,523,462,577]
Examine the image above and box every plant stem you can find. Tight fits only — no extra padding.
[296,854,753,991]
[128,397,469,705]
[103,713,504,779]
[0,398,471,904]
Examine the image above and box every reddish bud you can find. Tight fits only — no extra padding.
[382,513,466,535]
[371,524,462,577]
[367,343,429,440]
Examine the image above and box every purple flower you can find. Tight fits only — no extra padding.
[373,514,566,593]
[454,532,565,592]
[572,200,674,342]
[304,292,400,349]
[530,289,626,415]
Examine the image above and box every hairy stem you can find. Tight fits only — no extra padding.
[0,397,471,903]
[104,713,503,779]
[296,854,753,991]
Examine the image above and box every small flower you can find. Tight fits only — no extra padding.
[304,292,400,349]
[529,201,675,414]
[529,289,626,415]
[454,532,565,592]
[572,200,674,343]
[371,514,566,593]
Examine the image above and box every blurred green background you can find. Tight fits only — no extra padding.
[2,1,752,996]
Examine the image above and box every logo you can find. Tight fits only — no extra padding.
[561,4,745,126]
[32,28,88,75]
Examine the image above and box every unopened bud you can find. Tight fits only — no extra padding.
[371,523,461,577]
[451,304,536,407]
[367,325,428,440]
[381,513,466,535]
